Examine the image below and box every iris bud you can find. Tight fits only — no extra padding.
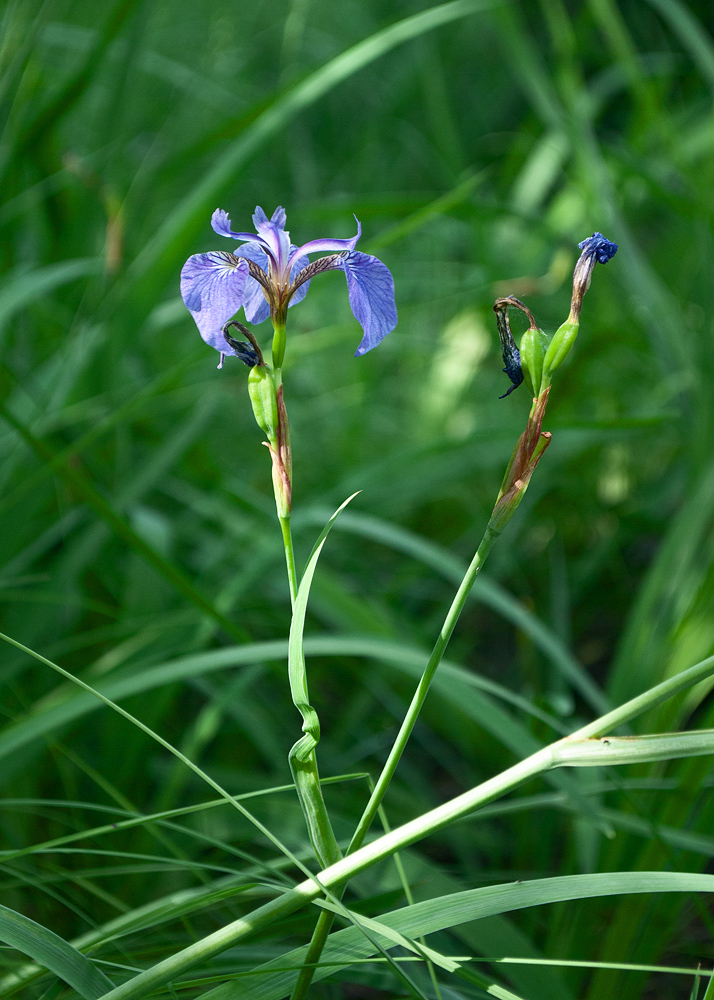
[540,232,617,381]
[542,318,579,379]
[248,365,279,442]
[519,326,550,397]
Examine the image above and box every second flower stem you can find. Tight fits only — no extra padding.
[349,524,499,853]
[281,513,298,608]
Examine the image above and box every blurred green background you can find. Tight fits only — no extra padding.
[2,0,714,997]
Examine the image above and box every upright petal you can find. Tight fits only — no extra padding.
[252,205,290,271]
[270,206,287,229]
[180,251,249,352]
[337,251,397,356]
[211,208,266,245]
[292,217,362,259]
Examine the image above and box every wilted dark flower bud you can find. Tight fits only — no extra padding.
[542,232,618,380]
[494,296,548,398]
[223,321,264,367]
[570,232,618,323]
[494,296,528,398]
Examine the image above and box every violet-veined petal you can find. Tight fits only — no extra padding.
[180,252,250,353]
[337,251,397,355]
[244,287,271,324]
[255,206,285,229]
[211,209,268,246]
[234,239,270,272]
[292,217,362,260]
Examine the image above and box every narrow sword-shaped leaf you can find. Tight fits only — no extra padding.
[0,904,113,999]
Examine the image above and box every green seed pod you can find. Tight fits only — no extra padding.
[519,326,549,397]
[248,365,279,442]
[542,319,579,380]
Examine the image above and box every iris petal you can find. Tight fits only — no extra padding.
[180,251,249,352]
[211,208,266,246]
[233,241,272,323]
[186,209,396,356]
[292,217,362,260]
[337,251,397,355]
[252,205,290,270]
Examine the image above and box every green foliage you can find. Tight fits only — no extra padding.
[2,0,714,998]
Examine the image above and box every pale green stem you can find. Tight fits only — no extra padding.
[291,801,437,1000]
[291,908,335,1000]
[290,750,342,868]
[270,350,297,607]
[268,323,342,987]
[97,649,714,1000]
[292,526,498,1000]
[281,513,298,608]
[348,524,499,854]
[272,321,287,371]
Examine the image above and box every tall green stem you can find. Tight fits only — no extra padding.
[290,908,335,1000]
[291,525,499,1000]
[281,514,298,607]
[349,524,499,853]
[268,327,342,995]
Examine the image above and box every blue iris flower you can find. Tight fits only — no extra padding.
[181,206,398,360]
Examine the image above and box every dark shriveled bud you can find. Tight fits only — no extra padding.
[570,232,618,324]
[222,321,264,367]
[494,296,535,398]
[542,232,617,380]
[494,296,548,398]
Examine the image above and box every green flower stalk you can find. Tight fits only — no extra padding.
[350,231,620,862]
[180,206,398,985]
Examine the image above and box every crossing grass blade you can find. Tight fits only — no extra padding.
[196,872,714,1000]
[0,903,114,999]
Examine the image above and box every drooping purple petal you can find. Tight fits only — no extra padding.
[180,251,249,352]
[292,217,362,260]
[252,205,290,271]
[336,251,397,356]
[211,208,266,246]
